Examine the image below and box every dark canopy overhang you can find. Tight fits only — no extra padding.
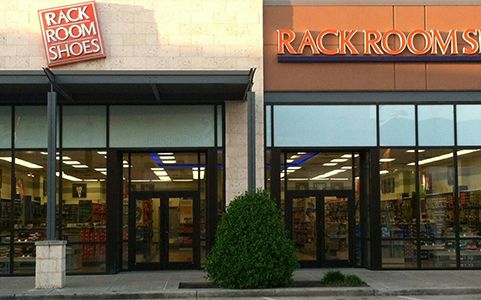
[0,69,255,104]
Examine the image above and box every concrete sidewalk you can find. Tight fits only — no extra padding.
[0,269,480,299]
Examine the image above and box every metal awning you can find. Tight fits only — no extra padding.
[0,69,255,104]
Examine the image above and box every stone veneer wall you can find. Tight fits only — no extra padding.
[0,0,264,203]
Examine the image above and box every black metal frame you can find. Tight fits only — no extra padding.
[128,190,200,270]
[286,189,354,268]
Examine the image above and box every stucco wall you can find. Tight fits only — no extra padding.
[0,0,264,202]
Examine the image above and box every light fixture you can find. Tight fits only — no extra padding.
[323,163,337,166]
[341,166,352,170]
[331,177,349,181]
[63,160,81,165]
[286,159,294,163]
[159,156,175,160]
[0,157,43,169]
[41,151,59,155]
[406,149,426,153]
[288,178,309,181]
[331,158,348,163]
[56,156,71,161]
[192,167,205,180]
[97,151,107,155]
[83,179,99,182]
[407,149,480,166]
[154,170,168,176]
[287,166,301,170]
[311,169,347,180]
[341,154,359,158]
[163,160,176,164]
[158,152,173,155]
[297,152,307,155]
[380,158,396,162]
[72,164,89,169]
[380,170,389,175]
[290,155,300,159]
[173,179,194,182]
[55,171,81,182]
[151,168,164,171]
[94,168,107,172]
[158,176,172,182]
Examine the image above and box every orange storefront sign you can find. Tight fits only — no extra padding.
[277,28,481,61]
[38,1,106,67]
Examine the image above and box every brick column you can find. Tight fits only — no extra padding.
[35,240,67,289]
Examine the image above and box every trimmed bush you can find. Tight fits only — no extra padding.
[321,271,366,287]
[321,271,345,285]
[206,190,298,289]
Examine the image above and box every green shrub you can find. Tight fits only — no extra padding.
[343,274,366,286]
[321,271,345,285]
[321,271,366,287]
[206,190,298,289]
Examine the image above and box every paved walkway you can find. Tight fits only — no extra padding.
[0,269,480,299]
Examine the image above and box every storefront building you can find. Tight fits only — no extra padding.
[0,0,264,275]
[1,0,481,276]
[265,1,481,270]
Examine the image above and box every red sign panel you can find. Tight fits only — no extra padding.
[38,1,106,67]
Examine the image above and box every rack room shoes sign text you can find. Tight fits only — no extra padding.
[38,1,106,67]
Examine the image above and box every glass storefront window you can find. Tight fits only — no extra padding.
[61,150,107,273]
[0,151,11,274]
[0,107,11,149]
[15,106,48,149]
[63,106,106,148]
[418,105,454,146]
[274,105,377,147]
[457,105,481,146]
[457,149,481,240]
[13,151,48,274]
[380,149,417,268]
[285,152,353,191]
[379,105,415,146]
[109,106,216,148]
[419,149,455,240]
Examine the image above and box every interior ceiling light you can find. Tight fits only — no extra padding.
[341,154,359,158]
[154,170,168,176]
[380,170,389,175]
[63,160,81,165]
[122,160,128,164]
[97,151,107,155]
[55,171,81,182]
[151,167,164,171]
[407,149,480,166]
[158,152,173,155]
[341,166,352,170]
[288,178,309,181]
[0,157,43,169]
[41,151,59,155]
[286,159,294,163]
[287,166,301,170]
[192,167,205,180]
[159,156,175,160]
[331,158,348,163]
[163,160,176,164]
[311,169,347,180]
[72,164,89,169]
[94,168,107,172]
[56,156,71,160]
[82,179,99,182]
[290,155,300,159]
[406,149,426,153]
[331,177,349,181]
[323,163,337,166]
[297,152,307,155]
[173,179,193,182]
[380,158,396,162]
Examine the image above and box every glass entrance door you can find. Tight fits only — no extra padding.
[287,190,353,267]
[129,191,199,269]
